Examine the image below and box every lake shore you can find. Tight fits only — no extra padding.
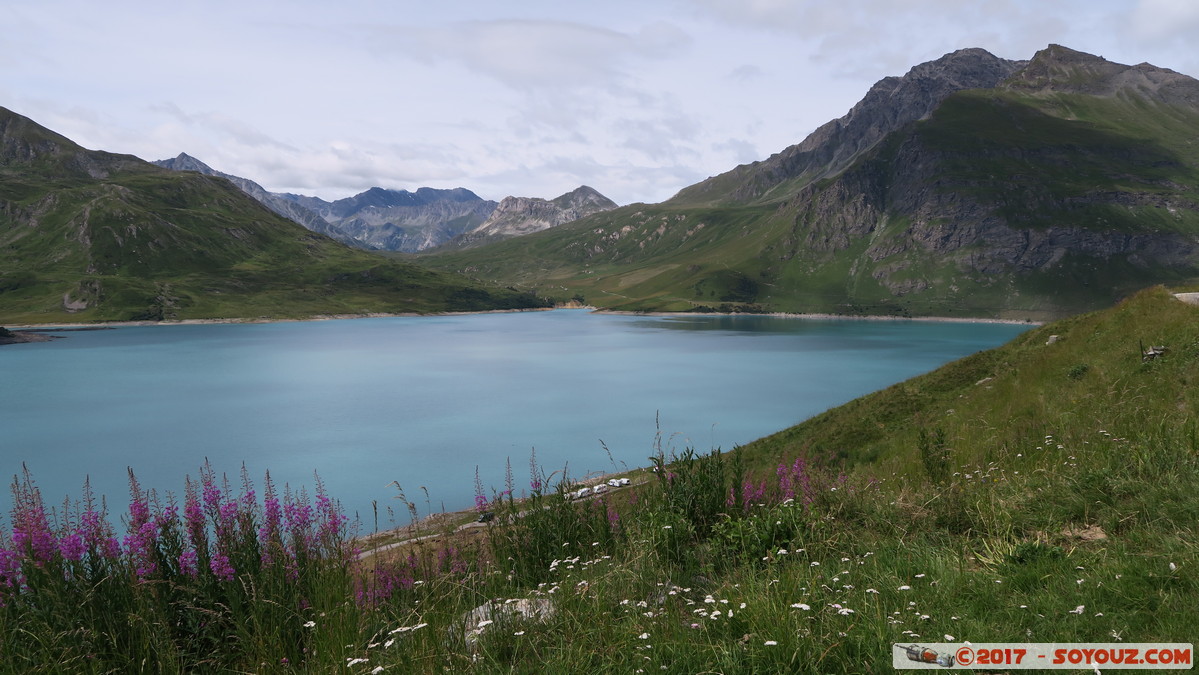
[5,305,1040,331]
[593,309,1042,326]
[2,306,556,331]
[0,330,60,345]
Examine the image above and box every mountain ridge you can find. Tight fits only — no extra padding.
[154,156,617,253]
[421,45,1199,320]
[442,185,618,250]
[0,107,546,322]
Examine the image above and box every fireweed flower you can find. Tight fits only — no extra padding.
[201,461,223,518]
[315,482,348,544]
[10,470,57,566]
[178,550,199,578]
[123,471,159,580]
[0,548,24,602]
[58,533,85,563]
[210,552,235,582]
[259,472,283,564]
[183,477,207,551]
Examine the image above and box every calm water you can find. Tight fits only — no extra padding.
[1,310,1029,526]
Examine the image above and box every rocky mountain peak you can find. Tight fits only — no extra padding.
[444,186,617,248]
[0,107,76,166]
[156,152,213,173]
[673,47,1026,204]
[329,186,486,218]
[552,185,617,210]
[1004,44,1199,104]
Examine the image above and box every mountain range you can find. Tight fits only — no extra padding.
[422,45,1199,320]
[0,108,546,323]
[4,44,1199,324]
[152,155,617,253]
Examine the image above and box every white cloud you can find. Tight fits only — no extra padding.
[728,64,764,83]
[366,19,689,91]
[1131,0,1199,39]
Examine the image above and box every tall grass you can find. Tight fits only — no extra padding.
[1,462,359,672]
[3,423,1196,672]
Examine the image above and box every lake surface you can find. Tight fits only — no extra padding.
[1,310,1029,528]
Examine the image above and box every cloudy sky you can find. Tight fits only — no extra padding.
[3,0,1197,205]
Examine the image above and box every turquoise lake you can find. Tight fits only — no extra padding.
[0,310,1030,528]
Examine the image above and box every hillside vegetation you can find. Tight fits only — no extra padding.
[422,46,1199,320]
[0,107,546,323]
[3,287,1195,672]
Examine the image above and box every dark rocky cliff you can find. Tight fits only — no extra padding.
[674,48,1028,205]
[764,45,1199,303]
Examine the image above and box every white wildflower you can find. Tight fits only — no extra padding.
[1069,605,1085,615]
[898,585,912,591]
[764,640,778,646]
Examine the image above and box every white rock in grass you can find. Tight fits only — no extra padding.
[457,598,556,650]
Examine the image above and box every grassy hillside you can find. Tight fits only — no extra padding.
[420,54,1199,320]
[3,288,1195,672]
[0,108,546,323]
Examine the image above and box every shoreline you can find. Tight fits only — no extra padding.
[592,308,1042,326]
[2,306,556,331]
[3,305,1041,332]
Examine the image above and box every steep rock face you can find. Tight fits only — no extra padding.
[674,48,1027,205]
[275,186,497,251]
[772,45,1199,300]
[327,192,497,251]
[447,186,618,249]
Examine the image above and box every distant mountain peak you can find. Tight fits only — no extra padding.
[440,186,618,249]
[1004,44,1199,104]
[154,152,216,174]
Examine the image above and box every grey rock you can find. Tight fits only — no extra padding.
[446,186,618,249]
[456,598,556,649]
[675,48,1027,204]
